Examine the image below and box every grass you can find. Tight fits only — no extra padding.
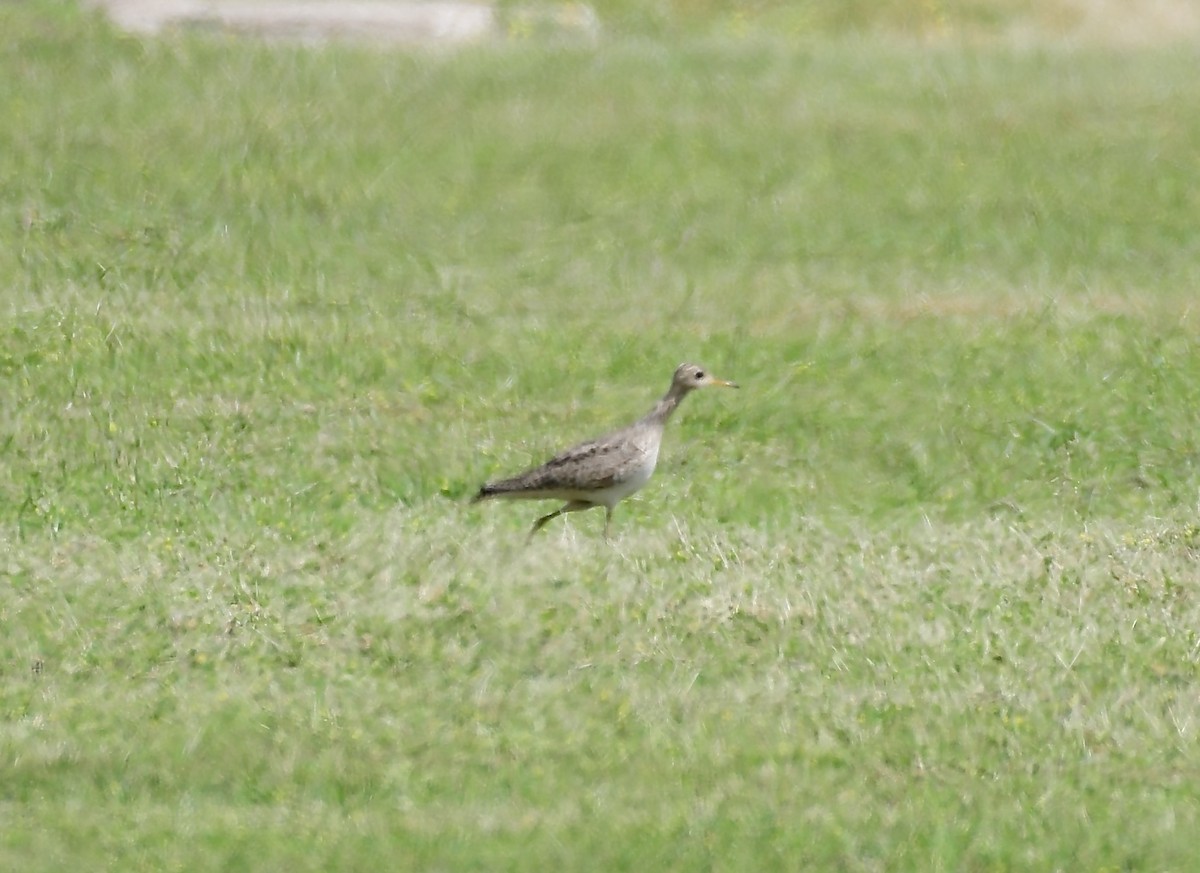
[3,1,1200,869]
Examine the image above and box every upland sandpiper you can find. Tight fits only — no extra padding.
[473,363,738,540]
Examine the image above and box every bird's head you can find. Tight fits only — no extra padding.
[672,363,738,392]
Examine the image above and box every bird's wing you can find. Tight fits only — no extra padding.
[480,424,652,497]
[528,435,635,490]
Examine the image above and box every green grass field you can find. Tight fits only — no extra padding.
[3,1,1200,869]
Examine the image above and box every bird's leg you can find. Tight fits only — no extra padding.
[528,507,565,541]
[527,501,590,542]
[603,506,614,543]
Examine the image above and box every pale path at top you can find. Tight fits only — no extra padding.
[86,0,497,42]
[85,0,603,44]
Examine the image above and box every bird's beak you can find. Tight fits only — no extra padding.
[712,378,739,389]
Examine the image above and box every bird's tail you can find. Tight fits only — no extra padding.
[472,479,528,502]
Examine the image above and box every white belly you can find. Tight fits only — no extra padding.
[594,441,659,506]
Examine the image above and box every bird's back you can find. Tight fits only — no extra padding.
[476,419,663,499]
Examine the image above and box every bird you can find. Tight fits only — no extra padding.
[472,363,738,540]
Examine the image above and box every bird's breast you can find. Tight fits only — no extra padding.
[616,440,659,487]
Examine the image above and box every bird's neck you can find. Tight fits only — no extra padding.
[642,384,690,427]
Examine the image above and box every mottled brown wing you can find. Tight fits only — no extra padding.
[474,419,649,501]
[521,437,629,491]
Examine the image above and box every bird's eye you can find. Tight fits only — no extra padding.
[694,371,705,379]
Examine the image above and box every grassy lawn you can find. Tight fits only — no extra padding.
[3,1,1199,869]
